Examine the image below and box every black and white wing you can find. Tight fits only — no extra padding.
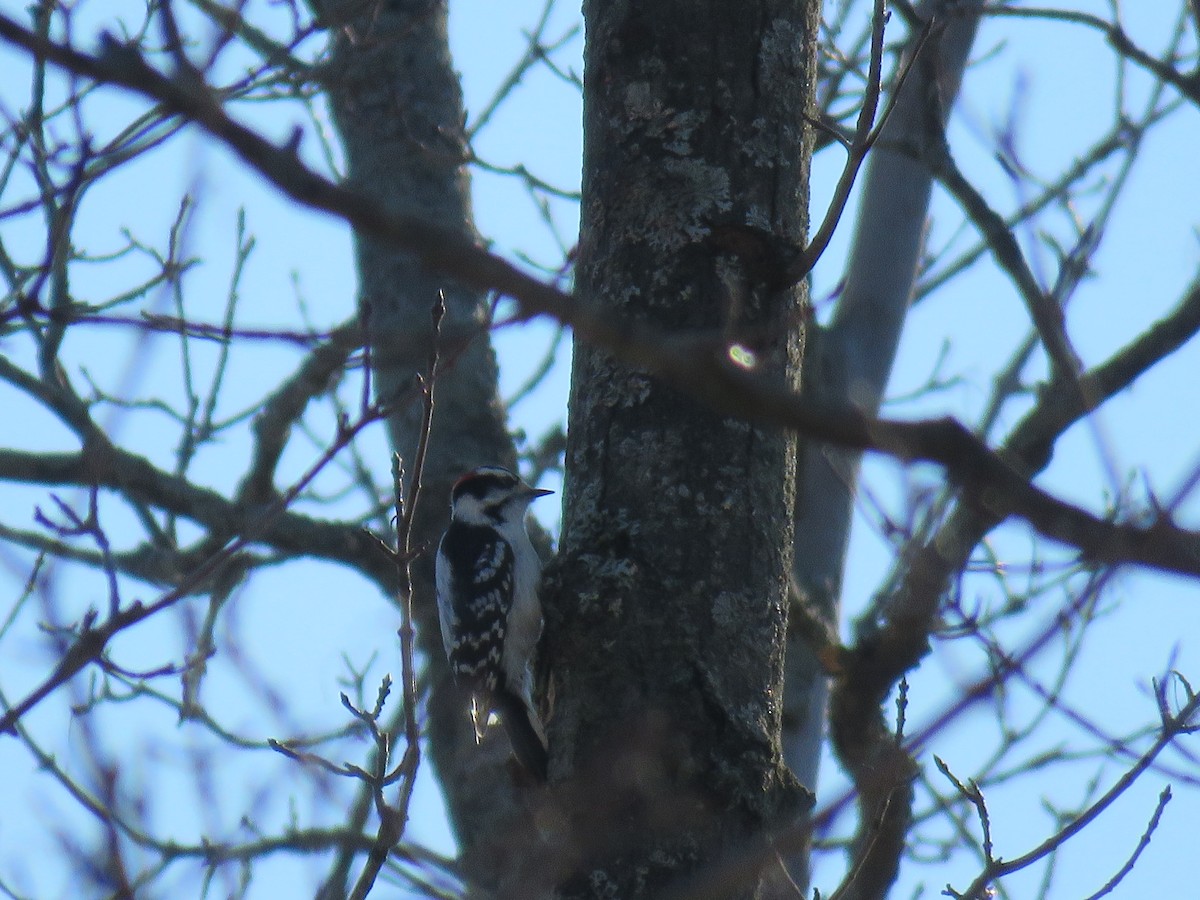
[435,522,515,740]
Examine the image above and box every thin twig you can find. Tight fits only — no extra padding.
[347,294,443,900]
[3,15,1200,578]
[0,399,390,737]
[1081,786,1171,900]
[948,683,1199,898]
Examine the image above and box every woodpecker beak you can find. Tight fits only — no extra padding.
[525,485,553,500]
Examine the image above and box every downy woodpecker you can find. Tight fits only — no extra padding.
[434,466,551,780]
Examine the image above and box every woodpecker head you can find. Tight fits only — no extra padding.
[448,466,552,526]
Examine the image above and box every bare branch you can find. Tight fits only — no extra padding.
[949,683,1199,898]
[981,5,1200,106]
[0,400,390,736]
[1081,786,1172,900]
[926,132,1083,382]
[1,12,1199,578]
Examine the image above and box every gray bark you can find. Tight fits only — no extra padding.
[543,2,819,896]
[316,0,532,892]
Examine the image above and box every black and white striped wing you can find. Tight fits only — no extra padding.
[435,523,515,701]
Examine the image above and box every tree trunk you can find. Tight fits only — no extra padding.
[317,0,530,892]
[545,2,819,896]
[784,1,986,891]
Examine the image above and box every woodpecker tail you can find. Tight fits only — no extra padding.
[468,692,492,744]
[495,688,548,782]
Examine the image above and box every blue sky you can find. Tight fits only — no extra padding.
[1,1,1198,896]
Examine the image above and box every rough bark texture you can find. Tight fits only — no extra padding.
[317,0,530,891]
[544,2,819,896]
